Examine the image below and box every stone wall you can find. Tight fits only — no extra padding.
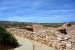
[32,24,57,32]
[6,27,75,50]
[32,24,44,32]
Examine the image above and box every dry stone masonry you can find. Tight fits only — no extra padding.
[6,23,75,50]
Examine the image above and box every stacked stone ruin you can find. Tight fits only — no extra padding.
[6,23,75,50]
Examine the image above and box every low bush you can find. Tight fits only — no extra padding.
[0,26,19,48]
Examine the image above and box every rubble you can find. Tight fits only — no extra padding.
[6,23,75,50]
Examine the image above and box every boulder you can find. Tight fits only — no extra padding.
[64,35,71,40]
[60,42,66,48]
[66,42,72,49]
[52,40,57,49]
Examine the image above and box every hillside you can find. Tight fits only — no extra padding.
[0,21,64,28]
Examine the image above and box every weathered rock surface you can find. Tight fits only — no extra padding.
[6,23,75,50]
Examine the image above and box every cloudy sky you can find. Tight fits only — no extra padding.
[0,0,75,23]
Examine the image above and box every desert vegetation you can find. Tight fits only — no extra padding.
[0,26,19,50]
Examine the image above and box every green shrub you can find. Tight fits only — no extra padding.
[0,26,19,48]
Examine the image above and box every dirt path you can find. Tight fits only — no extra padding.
[14,36,56,50]
[15,36,33,50]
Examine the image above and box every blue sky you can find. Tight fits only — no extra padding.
[0,0,75,23]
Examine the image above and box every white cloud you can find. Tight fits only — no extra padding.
[0,7,8,11]
[5,16,34,22]
[39,9,75,13]
[0,16,74,23]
